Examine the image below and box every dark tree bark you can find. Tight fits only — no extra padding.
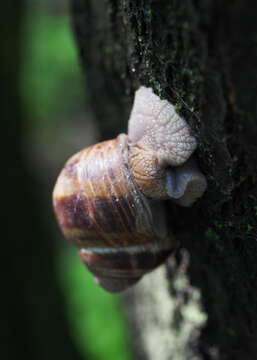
[71,1,257,359]
[3,2,84,359]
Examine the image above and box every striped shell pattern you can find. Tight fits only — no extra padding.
[53,134,175,292]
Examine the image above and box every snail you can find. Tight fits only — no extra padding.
[53,86,207,292]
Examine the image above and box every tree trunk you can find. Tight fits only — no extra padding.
[3,2,84,359]
[71,1,257,359]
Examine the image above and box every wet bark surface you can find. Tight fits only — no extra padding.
[71,1,257,359]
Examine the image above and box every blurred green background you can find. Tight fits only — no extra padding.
[20,1,132,359]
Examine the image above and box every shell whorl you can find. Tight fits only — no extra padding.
[53,134,175,292]
[128,86,206,205]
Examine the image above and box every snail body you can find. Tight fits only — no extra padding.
[53,86,207,292]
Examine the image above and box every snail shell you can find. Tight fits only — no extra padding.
[53,134,176,292]
[53,86,207,292]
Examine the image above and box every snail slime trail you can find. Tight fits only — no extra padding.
[53,86,207,293]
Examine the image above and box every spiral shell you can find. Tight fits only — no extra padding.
[53,134,176,292]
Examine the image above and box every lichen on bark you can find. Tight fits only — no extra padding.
[125,251,208,360]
